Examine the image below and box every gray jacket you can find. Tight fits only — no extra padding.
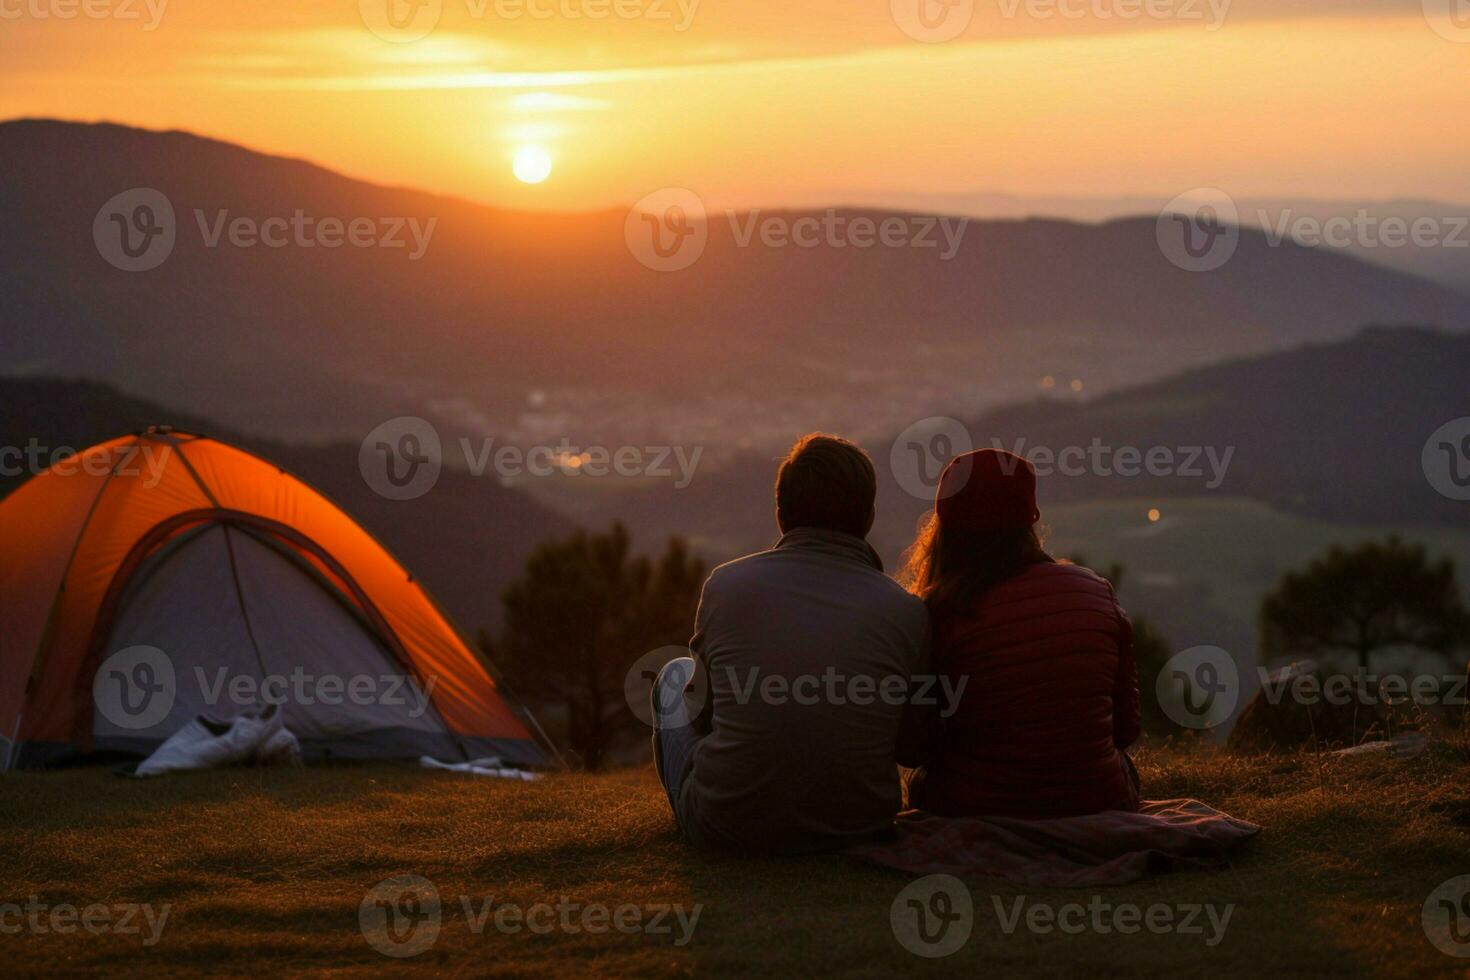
[679,528,930,853]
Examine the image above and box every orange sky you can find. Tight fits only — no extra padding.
[3,0,1468,210]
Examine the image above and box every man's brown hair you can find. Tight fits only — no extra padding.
[774,433,877,538]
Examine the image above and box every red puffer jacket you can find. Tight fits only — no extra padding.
[909,561,1140,818]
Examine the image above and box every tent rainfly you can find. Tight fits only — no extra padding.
[0,428,546,769]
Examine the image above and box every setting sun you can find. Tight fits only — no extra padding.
[512,146,553,185]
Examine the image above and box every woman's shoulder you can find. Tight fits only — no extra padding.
[995,559,1115,597]
[937,562,1117,625]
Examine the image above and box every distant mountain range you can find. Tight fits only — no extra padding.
[3,118,1467,454]
[828,189,1470,294]
[0,379,573,635]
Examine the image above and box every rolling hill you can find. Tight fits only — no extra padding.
[546,325,1470,563]
[4,118,1468,453]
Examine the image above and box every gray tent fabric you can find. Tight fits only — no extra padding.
[95,524,467,761]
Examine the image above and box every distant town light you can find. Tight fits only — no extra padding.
[1041,375,1056,389]
[1148,507,1161,523]
[1070,379,1084,393]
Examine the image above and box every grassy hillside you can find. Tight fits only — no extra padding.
[1,747,1466,976]
[562,327,1470,555]
[1043,497,1470,678]
[548,493,1470,695]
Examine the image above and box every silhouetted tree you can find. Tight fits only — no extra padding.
[484,523,704,770]
[1260,537,1470,674]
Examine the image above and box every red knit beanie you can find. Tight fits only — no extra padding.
[934,449,1041,531]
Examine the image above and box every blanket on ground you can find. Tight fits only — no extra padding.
[847,800,1260,887]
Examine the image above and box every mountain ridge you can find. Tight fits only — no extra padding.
[4,118,1467,451]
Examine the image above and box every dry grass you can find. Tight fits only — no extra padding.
[1,745,1468,978]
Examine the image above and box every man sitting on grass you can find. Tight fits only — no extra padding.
[652,433,930,853]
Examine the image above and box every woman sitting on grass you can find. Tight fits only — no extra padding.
[899,448,1141,818]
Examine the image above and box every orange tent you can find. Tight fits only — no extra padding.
[0,428,546,769]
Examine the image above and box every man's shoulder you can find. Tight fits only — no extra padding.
[704,546,925,613]
[705,546,778,580]
[701,547,782,596]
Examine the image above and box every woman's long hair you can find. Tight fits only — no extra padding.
[898,512,1055,618]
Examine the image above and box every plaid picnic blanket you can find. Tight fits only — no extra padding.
[847,800,1260,887]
